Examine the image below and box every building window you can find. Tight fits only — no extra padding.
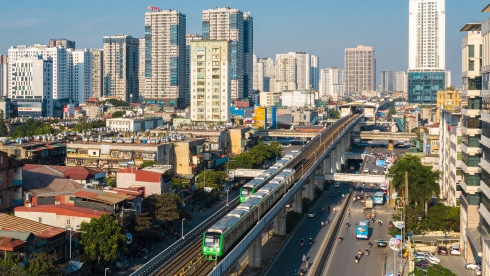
[67,218,71,226]
[469,60,475,71]
[469,45,475,58]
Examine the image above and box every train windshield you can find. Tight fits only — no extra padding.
[241,187,251,195]
[205,233,220,247]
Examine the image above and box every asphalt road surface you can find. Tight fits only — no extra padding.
[265,185,351,276]
[323,188,397,276]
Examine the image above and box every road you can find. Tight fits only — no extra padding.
[323,188,397,275]
[264,185,351,276]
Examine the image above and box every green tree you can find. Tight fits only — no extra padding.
[140,160,157,168]
[228,141,282,169]
[143,193,184,226]
[79,214,126,264]
[409,264,456,276]
[133,213,154,242]
[12,118,54,138]
[0,255,24,276]
[195,170,227,191]
[0,110,7,136]
[71,118,106,132]
[104,98,131,107]
[329,108,341,119]
[111,111,125,118]
[389,155,441,216]
[25,252,62,276]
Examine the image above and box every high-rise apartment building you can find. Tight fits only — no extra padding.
[9,56,53,117]
[90,49,104,99]
[67,49,92,104]
[253,54,264,92]
[458,21,483,267]
[8,44,67,100]
[190,40,231,122]
[0,55,7,97]
[48,39,75,49]
[186,34,203,107]
[380,70,395,93]
[395,71,408,94]
[202,7,253,100]
[274,52,318,93]
[407,0,448,104]
[103,35,139,103]
[344,45,375,97]
[144,8,186,109]
[319,68,344,101]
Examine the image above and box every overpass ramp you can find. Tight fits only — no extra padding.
[324,173,386,183]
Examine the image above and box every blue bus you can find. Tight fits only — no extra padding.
[373,191,385,205]
[356,221,369,239]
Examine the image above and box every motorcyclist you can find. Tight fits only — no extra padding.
[305,262,309,269]
[302,254,306,262]
[309,237,313,245]
[357,249,362,257]
[365,248,369,255]
[327,206,331,212]
[338,236,343,242]
[300,239,304,247]
[346,221,350,227]
[321,221,325,227]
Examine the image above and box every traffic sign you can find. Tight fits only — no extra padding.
[389,238,399,251]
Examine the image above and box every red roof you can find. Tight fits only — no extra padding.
[135,170,162,182]
[0,237,25,251]
[15,204,110,218]
[71,190,98,198]
[0,213,65,239]
[24,165,102,180]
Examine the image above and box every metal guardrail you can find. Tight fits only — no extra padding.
[129,198,239,276]
[209,115,363,276]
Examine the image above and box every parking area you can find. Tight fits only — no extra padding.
[437,254,474,276]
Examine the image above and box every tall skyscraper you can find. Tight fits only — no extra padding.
[202,7,253,100]
[67,49,92,104]
[344,45,375,97]
[407,0,447,104]
[319,67,344,101]
[90,49,104,98]
[253,54,264,92]
[190,40,231,122]
[48,39,75,49]
[253,55,275,92]
[9,56,53,117]
[186,34,203,106]
[274,52,318,92]
[0,55,7,97]
[8,44,67,100]
[380,70,395,93]
[144,8,186,109]
[395,71,408,94]
[103,35,139,103]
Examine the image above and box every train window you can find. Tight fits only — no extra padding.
[205,233,220,247]
[242,188,249,195]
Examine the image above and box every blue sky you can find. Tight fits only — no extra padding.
[1,0,489,88]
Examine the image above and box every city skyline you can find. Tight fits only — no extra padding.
[0,0,488,89]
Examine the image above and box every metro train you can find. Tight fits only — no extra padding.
[202,168,295,260]
[239,150,299,203]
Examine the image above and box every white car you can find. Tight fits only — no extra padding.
[465,263,481,270]
[334,182,340,188]
[307,211,316,218]
[373,169,379,174]
[427,256,440,264]
[364,168,370,173]
[450,246,461,255]
[475,268,482,276]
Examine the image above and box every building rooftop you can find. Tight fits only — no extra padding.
[0,213,65,239]
[15,204,111,218]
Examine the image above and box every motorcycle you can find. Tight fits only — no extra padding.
[354,255,359,263]
[368,242,373,248]
[365,249,369,256]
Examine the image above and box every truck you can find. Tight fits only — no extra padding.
[365,198,374,209]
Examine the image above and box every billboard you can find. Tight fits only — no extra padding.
[375,160,386,166]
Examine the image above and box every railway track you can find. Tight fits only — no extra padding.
[154,114,359,276]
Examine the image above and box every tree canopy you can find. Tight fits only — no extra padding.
[11,118,54,138]
[104,98,130,107]
[329,108,341,119]
[228,141,282,169]
[142,193,188,225]
[79,214,126,263]
[409,264,456,276]
[71,117,105,132]
[388,155,441,215]
[111,111,126,118]
[195,170,227,191]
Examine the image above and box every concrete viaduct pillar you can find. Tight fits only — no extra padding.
[273,207,287,235]
[248,236,262,267]
[330,149,337,173]
[292,191,303,213]
[306,175,315,200]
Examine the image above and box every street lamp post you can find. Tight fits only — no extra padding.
[66,226,86,261]
[105,268,110,276]
[181,218,186,240]
[226,188,229,207]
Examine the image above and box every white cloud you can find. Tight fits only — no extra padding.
[0,18,41,29]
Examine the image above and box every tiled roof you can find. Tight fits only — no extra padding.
[0,214,65,239]
[15,204,110,218]
[118,168,162,183]
[71,190,99,198]
[0,236,25,251]
[24,165,103,180]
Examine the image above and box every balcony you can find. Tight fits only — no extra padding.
[12,179,22,186]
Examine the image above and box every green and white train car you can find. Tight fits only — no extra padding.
[202,169,295,260]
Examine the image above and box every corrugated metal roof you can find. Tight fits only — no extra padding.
[0,213,65,239]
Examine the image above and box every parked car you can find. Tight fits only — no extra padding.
[307,211,316,218]
[416,260,431,267]
[465,262,481,270]
[450,246,461,255]
[373,169,379,174]
[414,252,429,260]
[377,240,387,247]
[363,168,370,173]
[475,268,482,275]
[438,246,448,255]
[427,256,441,264]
